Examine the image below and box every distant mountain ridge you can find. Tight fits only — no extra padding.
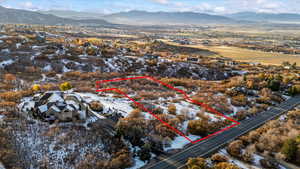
[0,6,110,26]
[38,10,104,20]
[1,5,300,26]
[104,10,236,25]
[227,12,300,22]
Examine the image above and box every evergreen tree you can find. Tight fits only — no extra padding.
[281,139,297,161]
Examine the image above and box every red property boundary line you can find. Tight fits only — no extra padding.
[95,76,240,144]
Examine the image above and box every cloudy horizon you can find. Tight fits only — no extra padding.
[0,0,300,14]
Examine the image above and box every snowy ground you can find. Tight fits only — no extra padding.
[76,92,134,117]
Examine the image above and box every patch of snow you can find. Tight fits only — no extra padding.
[232,70,248,75]
[0,161,5,169]
[282,95,291,100]
[56,74,62,79]
[279,114,287,121]
[175,101,221,122]
[43,65,52,71]
[32,45,46,49]
[165,134,199,151]
[16,43,21,49]
[0,40,3,43]
[128,157,146,169]
[63,66,71,73]
[0,59,14,68]
[77,93,133,117]
[1,49,10,53]
[163,121,200,150]
[252,153,264,166]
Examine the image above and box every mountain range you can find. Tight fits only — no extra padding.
[1,6,300,26]
[38,10,104,20]
[227,12,300,23]
[0,6,110,26]
[104,10,236,25]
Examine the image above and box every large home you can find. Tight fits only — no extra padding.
[22,91,88,122]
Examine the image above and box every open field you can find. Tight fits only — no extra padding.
[165,41,300,65]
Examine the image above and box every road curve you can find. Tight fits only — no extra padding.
[145,95,300,169]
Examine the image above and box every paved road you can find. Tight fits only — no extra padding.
[145,95,300,169]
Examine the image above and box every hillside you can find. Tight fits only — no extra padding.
[38,10,104,20]
[227,12,300,23]
[104,10,236,25]
[0,6,110,26]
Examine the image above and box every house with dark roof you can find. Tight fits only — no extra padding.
[26,91,88,122]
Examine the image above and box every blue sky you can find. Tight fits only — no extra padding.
[0,0,299,14]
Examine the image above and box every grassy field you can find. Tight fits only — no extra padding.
[165,41,300,65]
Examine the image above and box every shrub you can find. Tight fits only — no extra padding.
[63,71,83,80]
[3,74,16,83]
[110,149,133,169]
[248,106,261,116]
[231,95,247,107]
[59,82,72,91]
[90,101,103,112]
[260,88,272,98]
[187,119,231,136]
[281,139,297,161]
[32,84,41,92]
[86,47,98,56]
[0,102,17,112]
[258,73,266,80]
[155,123,177,139]
[259,159,280,169]
[152,107,164,114]
[116,118,146,146]
[267,80,281,91]
[137,143,151,162]
[40,83,58,91]
[138,91,158,100]
[227,140,244,158]
[288,85,300,96]
[128,109,143,118]
[246,80,255,89]
[242,150,253,163]
[168,104,177,115]
[234,111,247,121]
[0,128,18,168]
[186,157,208,169]
[0,91,22,102]
[187,120,210,136]
[213,162,240,169]
[211,153,228,163]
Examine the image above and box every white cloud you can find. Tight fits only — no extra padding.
[20,2,33,8]
[151,0,169,5]
[173,2,184,7]
[214,7,226,13]
[19,1,39,10]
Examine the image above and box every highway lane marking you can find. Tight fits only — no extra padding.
[157,156,182,168]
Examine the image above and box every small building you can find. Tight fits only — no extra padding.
[144,54,159,60]
[36,34,46,43]
[187,57,199,63]
[225,60,238,66]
